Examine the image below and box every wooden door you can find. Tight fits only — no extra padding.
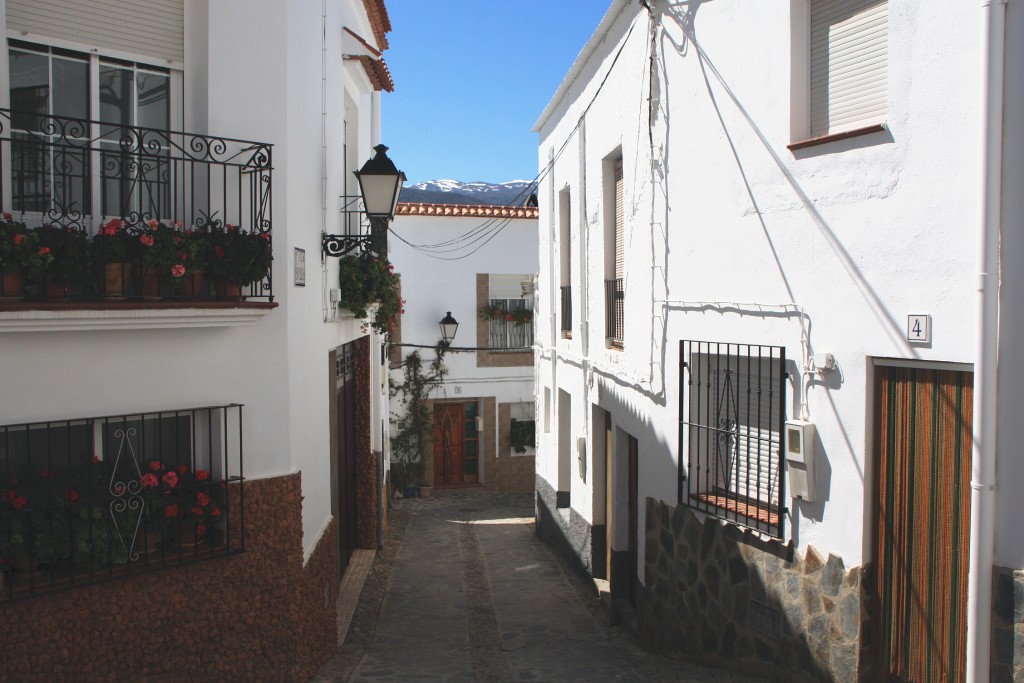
[336,342,358,578]
[627,434,638,606]
[434,404,465,486]
[605,411,613,581]
[873,366,973,682]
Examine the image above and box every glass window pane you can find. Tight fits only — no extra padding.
[100,65,134,128]
[52,56,88,120]
[465,458,477,475]
[9,49,49,129]
[465,403,476,418]
[464,440,476,457]
[137,71,169,130]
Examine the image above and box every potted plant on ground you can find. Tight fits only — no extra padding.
[206,223,273,299]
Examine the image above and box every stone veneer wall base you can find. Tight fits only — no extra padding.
[0,472,339,682]
[992,566,1024,682]
[643,497,865,683]
[535,474,594,579]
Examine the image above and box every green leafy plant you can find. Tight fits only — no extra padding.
[336,251,403,335]
[390,349,448,489]
[206,223,273,287]
[91,218,135,264]
[36,224,91,288]
[0,226,52,284]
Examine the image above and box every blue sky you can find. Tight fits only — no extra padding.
[381,1,611,186]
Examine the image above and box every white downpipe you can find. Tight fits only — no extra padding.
[966,0,1005,680]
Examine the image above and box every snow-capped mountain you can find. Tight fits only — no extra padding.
[399,179,536,207]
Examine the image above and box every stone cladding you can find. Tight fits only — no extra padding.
[642,498,864,683]
[488,403,536,492]
[992,566,1024,682]
[0,472,339,682]
[353,336,378,549]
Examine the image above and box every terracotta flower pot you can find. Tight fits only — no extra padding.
[137,267,160,299]
[44,279,70,299]
[102,262,128,298]
[215,280,243,300]
[172,523,207,547]
[1,268,24,299]
[11,547,40,574]
[178,269,204,299]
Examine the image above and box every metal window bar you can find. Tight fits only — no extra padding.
[487,299,533,351]
[678,340,787,538]
[560,285,572,334]
[0,108,273,301]
[605,278,624,345]
[0,404,245,602]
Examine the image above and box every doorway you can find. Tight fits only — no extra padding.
[872,365,973,682]
[334,342,358,578]
[433,402,479,486]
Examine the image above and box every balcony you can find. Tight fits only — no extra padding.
[0,404,245,601]
[0,109,275,328]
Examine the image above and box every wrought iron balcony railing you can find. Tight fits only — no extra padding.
[605,278,624,347]
[486,300,534,351]
[0,404,245,601]
[0,108,273,301]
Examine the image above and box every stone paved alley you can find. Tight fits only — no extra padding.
[313,491,772,682]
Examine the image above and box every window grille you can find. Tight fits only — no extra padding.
[605,279,624,346]
[679,340,787,538]
[487,299,533,350]
[560,285,572,335]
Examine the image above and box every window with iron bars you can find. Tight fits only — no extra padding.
[487,299,533,351]
[0,404,245,601]
[678,340,787,538]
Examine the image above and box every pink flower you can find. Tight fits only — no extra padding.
[211,507,221,517]
[226,223,236,232]
[195,470,210,482]
[2,212,11,220]
[197,492,210,507]
[149,461,162,471]
[147,219,159,229]
[91,455,102,465]
[214,246,225,258]
[171,264,186,278]
[101,218,123,235]
[177,465,188,475]
[13,234,23,245]
[164,504,178,518]
[39,247,50,255]
[140,234,154,247]
[140,473,159,489]
[173,220,183,229]
[162,471,178,488]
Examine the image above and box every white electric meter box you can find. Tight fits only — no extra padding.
[784,419,816,502]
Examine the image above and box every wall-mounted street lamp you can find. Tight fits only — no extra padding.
[439,312,459,347]
[322,144,406,258]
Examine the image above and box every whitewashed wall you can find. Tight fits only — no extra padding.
[535,0,986,577]
[388,211,538,481]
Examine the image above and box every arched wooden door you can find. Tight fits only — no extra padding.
[433,402,479,486]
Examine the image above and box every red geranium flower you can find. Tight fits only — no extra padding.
[140,473,159,489]
[214,246,225,258]
[150,461,162,471]
[162,471,178,488]
[197,524,207,536]
[177,465,188,475]
[91,455,102,465]
[170,264,186,278]
[13,233,23,245]
[39,247,50,255]
[63,489,79,503]
[140,234,154,247]
[195,470,210,482]
[12,495,27,510]
[2,212,11,220]
[197,492,210,507]
[211,507,221,517]
[164,504,178,518]
[191,506,203,516]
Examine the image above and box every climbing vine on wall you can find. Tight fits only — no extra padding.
[389,348,447,488]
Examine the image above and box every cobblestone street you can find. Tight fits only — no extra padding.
[313,491,772,682]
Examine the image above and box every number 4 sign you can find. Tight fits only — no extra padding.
[907,314,931,344]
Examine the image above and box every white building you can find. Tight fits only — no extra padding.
[389,201,538,493]
[533,1,1024,681]
[0,0,396,678]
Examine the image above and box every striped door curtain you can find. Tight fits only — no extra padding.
[874,366,973,683]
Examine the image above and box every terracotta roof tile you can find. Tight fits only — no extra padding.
[345,55,394,93]
[362,0,391,52]
[396,203,539,219]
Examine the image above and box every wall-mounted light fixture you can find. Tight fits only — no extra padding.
[322,144,406,258]
[439,312,459,347]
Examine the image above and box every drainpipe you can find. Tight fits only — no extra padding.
[966,1,1005,680]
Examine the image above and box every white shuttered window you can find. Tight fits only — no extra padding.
[810,0,888,137]
[8,0,184,64]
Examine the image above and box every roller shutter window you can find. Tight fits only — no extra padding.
[614,160,624,281]
[810,0,888,137]
[8,0,184,64]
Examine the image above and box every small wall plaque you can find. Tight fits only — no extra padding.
[907,314,930,344]
[294,247,306,287]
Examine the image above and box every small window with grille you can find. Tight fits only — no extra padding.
[486,274,533,351]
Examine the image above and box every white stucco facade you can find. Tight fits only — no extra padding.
[534,0,1024,678]
[389,204,538,490]
[0,0,393,559]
